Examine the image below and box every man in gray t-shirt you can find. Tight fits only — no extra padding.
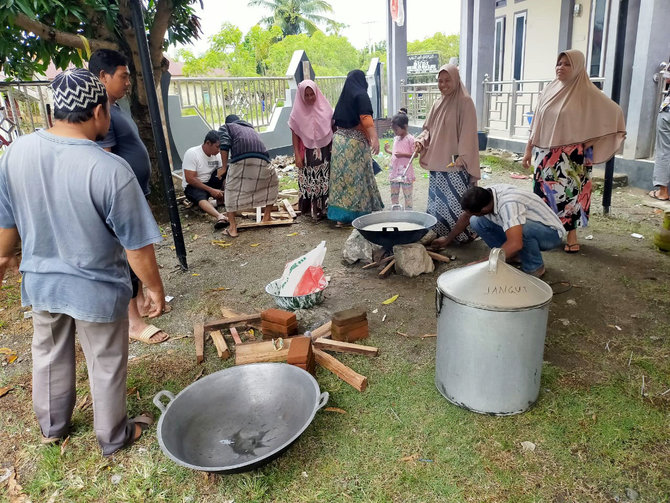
[0,69,164,456]
[90,49,168,344]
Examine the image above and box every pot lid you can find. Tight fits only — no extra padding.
[436,248,553,311]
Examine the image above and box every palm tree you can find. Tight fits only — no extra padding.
[248,0,339,36]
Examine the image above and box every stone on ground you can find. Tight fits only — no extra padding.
[393,243,434,277]
[343,230,383,264]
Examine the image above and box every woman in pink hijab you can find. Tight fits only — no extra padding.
[288,79,334,221]
[522,50,625,254]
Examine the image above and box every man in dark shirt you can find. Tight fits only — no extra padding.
[218,115,278,237]
[90,49,168,344]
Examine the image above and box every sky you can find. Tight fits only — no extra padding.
[173,0,461,56]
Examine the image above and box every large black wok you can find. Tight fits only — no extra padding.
[153,363,328,473]
[352,210,437,251]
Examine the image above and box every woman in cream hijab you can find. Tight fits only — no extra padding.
[415,64,480,248]
[522,50,625,253]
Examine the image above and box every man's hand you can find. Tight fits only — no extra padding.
[209,188,224,200]
[143,287,165,318]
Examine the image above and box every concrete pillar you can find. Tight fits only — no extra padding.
[366,57,383,119]
[460,0,494,129]
[557,0,574,52]
[386,0,407,117]
[619,0,670,159]
[285,50,315,107]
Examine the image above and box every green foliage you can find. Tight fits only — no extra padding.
[266,31,359,76]
[248,0,338,36]
[407,32,459,65]
[0,0,201,80]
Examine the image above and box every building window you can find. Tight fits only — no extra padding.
[495,0,507,7]
[513,11,527,80]
[588,0,609,77]
[493,17,506,84]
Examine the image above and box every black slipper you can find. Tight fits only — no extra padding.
[214,218,229,230]
[564,243,580,254]
[648,190,669,201]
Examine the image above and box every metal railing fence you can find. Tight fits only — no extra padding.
[169,76,291,130]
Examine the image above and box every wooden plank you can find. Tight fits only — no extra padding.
[309,321,331,341]
[282,199,297,218]
[241,211,298,219]
[204,313,261,331]
[194,323,205,364]
[236,219,294,229]
[230,327,243,345]
[314,338,379,357]
[314,349,368,392]
[426,251,451,263]
[379,259,396,277]
[235,339,292,365]
[209,330,230,359]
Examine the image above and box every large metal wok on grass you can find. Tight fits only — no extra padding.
[153,363,328,473]
[352,210,437,251]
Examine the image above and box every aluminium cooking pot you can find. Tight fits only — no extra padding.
[352,210,437,251]
[153,363,329,473]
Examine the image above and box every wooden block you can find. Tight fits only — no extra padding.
[309,321,332,341]
[236,219,294,229]
[313,338,379,357]
[287,336,312,364]
[332,324,369,343]
[282,199,297,218]
[261,308,297,326]
[209,330,230,359]
[256,206,262,223]
[314,349,367,392]
[230,327,243,345]
[331,319,368,335]
[331,307,367,327]
[204,313,261,331]
[261,320,298,338]
[194,323,205,364]
[426,250,451,263]
[235,338,292,365]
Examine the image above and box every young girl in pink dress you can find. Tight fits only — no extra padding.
[384,112,415,209]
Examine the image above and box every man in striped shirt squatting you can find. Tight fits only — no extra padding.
[433,184,566,278]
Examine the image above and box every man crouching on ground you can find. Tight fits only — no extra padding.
[182,130,229,229]
[0,69,164,455]
[432,184,566,277]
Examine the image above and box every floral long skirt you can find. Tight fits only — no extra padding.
[327,128,383,223]
[298,143,331,220]
[532,143,593,231]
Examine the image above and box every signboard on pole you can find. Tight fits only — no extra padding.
[407,53,440,74]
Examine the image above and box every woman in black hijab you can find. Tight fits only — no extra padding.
[327,69,383,225]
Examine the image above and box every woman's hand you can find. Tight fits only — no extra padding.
[521,152,532,170]
[295,156,304,169]
[370,140,380,156]
[414,142,424,154]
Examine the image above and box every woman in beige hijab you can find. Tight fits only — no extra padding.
[522,50,625,253]
[415,64,480,248]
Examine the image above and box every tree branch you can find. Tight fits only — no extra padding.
[149,0,173,72]
[12,13,118,52]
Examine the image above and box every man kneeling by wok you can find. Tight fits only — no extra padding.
[431,184,566,278]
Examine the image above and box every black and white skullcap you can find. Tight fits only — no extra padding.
[50,69,107,113]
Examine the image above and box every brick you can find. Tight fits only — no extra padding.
[331,319,368,336]
[261,320,298,338]
[287,336,312,364]
[331,324,369,343]
[331,307,367,327]
[261,308,297,326]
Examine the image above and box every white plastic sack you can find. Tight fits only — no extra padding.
[278,241,327,296]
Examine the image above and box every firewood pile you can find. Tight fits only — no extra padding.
[194,306,378,392]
